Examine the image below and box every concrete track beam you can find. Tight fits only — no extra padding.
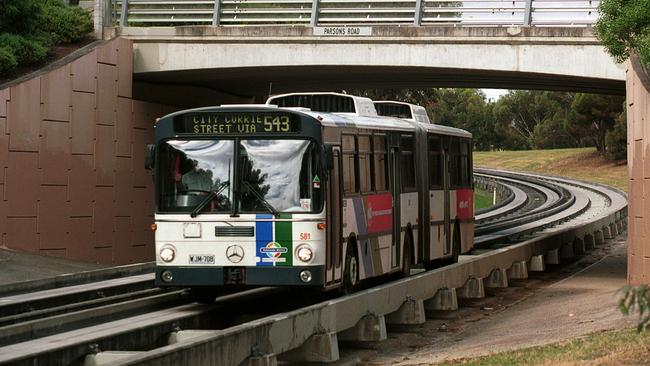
[584,234,595,251]
[485,268,509,288]
[243,354,277,366]
[603,225,612,239]
[545,248,560,265]
[528,255,545,272]
[83,351,143,366]
[560,242,575,259]
[573,238,586,256]
[338,314,387,342]
[508,261,529,280]
[424,288,458,311]
[386,298,426,325]
[457,277,485,298]
[280,332,339,363]
[167,330,219,345]
[594,230,604,245]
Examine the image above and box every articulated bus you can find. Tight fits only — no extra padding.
[147,93,473,300]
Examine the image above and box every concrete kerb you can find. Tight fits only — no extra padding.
[102,186,626,365]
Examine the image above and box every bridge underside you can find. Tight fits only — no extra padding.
[134,65,625,105]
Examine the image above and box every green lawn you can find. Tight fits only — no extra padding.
[474,147,628,192]
[474,187,493,211]
[441,328,650,366]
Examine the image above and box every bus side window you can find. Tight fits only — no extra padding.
[373,134,388,191]
[342,134,357,194]
[358,135,372,193]
[428,136,443,189]
[400,134,416,192]
[449,139,460,188]
[460,141,470,187]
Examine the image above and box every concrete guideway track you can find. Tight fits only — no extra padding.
[0,170,626,366]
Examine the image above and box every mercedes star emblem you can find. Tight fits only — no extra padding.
[226,245,244,263]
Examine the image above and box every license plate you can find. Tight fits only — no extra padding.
[189,254,215,264]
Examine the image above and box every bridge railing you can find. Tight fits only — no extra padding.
[110,0,600,27]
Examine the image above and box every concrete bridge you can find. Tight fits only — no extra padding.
[115,25,624,105]
[84,0,624,104]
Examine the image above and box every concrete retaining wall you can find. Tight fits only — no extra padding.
[0,38,175,265]
[627,57,650,285]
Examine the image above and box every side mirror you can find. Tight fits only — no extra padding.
[145,144,156,170]
[322,144,334,171]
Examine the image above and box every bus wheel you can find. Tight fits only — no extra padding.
[402,233,413,277]
[342,246,359,294]
[189,287,219,304]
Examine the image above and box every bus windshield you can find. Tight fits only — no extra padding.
[156,139,323,214]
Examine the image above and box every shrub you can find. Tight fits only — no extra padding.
[0,47,18,75]
[40,0,94,44]
[0,34,48,65]
[596,0,650,67]
[0,0,43,35]
[605,109,627,161]
[620,285,650,332]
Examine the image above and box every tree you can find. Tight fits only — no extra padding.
[570,93,625,153]
[595,0,650,68]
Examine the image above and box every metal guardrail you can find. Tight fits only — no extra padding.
[110,0,600,27]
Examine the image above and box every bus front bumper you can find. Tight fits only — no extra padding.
[155,265,326,287]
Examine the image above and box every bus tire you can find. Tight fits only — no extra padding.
[342,240,359,294]
[402,232,413,277]
[189,287,219,304]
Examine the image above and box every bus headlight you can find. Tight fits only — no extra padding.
[296,245,313,262]
[160,245,176,263]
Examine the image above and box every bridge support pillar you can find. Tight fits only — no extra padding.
[83,351,144,366]
[485,268,509,288]
[584,234,595,251]
[573,238,587,256]
[528,255,545,272]
[386,298,426,325]
[424,288,458,311]
[610,223,619,237]
[339,314,387,342]
[603,225,612,239]
[545,248,560,265]
[281,332,339,363]
[508,261,529,280]
[560,242,575,259]
[243,354,277,366]
[594,230,605,245]
[457,277,485,298]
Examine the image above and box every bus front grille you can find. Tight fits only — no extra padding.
[215,226,255,237]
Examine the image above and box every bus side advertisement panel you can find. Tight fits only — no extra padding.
[456,189,473,220]
[365,193,393,234]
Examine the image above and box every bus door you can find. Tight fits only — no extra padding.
[442,139,452,255]
[326,148,343,284]
[389,146,401,268]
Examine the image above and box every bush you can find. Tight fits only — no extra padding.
[0,34,48,65]
[0,47,18,75]
[40,0,94,44]
[0,0,93,75]
[596,0,650,67]
[605,109,627,161]
[620,285,650,332]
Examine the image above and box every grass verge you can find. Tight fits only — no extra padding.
[473,147,628,192]
[441,328,650,366]
[474,187,493,211]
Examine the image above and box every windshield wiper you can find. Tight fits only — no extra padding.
[190,181,229,218]
[242,180,280,217]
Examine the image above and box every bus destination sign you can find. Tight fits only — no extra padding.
[176,112,300,135]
